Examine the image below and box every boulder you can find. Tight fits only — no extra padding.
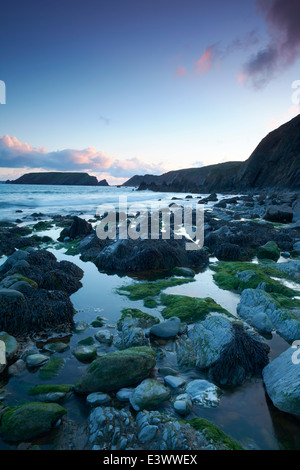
[264,205,293,224]
[74,346,156,394]
[115,316,147,350]
[263,347,300,417]
[177,315,269,386]
[237,288,300,342]
[257,241,280,261]
[0,402,67,442]
[86,392,112,407]
[185,379,222,407]
[173,393,193,416]
[149,317,181,339]
[94,329,114,346]
[58,216,93,241]
[93,237,209,273]
[129,378,171,411]
[72,345,97,363]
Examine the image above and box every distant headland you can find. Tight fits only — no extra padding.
[5,172,109,187]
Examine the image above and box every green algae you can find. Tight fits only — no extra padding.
[28,384,72,396]
[117,308,159,330]
[160,294,232,323]
[188,418,243,450]
[143,297,158,308]
[117,278,195,301]
[211,261,298,297]
[38,357,65,380]
[0,402,67,442]
[256,241,280,261]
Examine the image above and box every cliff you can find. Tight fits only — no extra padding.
[123,114,300,192]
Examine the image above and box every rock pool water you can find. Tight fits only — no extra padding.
[1,243,300,450]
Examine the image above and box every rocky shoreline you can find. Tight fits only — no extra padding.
[0,190,300,450]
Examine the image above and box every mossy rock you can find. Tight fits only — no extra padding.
[211,262,297,297]
[117,308,159,330]
[44,342,70,353]
[188,417,243,450]
[28,384,72,402]
[32,221,54,231]
[72,345,97,363]
[28,384,72,396]
[160,294,232,323]
[117,278,194,301]
[38,357,65,380]
[74,346,156,394]
[257,241,280,261]
[0,402,67,442]
[78,336,95,346]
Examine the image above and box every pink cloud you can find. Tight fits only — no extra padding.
[0,135,167,181]
[174,66,187,77]
[194,47,214,75]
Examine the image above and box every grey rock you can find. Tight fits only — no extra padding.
[150,317,181,339]
[176,314,234,369]
[94,329,113,346]
[173,393,193,416]
[185,379,222,408]
[8,359,26,376]
[86,392,112,407]
[237,288,300,341]
[164,375,186,389]
[88,406,136,450]
[263,347,300,417]
[115,316,148,349]
[130,378,171,411]
[26,353,50,368]
[116,388,134,402]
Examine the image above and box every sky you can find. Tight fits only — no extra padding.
[0,0,300,185]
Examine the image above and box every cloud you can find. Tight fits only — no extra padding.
[174,66,187,77]
[194,45,216,75]
[241,0,300,88]
[0,135,167,182]
[174,31,259,79]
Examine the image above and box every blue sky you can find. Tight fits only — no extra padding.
[0,0,299,184]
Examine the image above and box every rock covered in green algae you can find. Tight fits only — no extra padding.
[72,345,98,363]
[263,347,300,418]
[257,241,280,261]
[129,378,171,411]
[188,418,243,450]
[74,346,156,394]
[117,308,159,330]
[160,294,231,323]
[0,402,67,442]
[28,385,72,403]
[117,278,195,301]
[211,261,298,297]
